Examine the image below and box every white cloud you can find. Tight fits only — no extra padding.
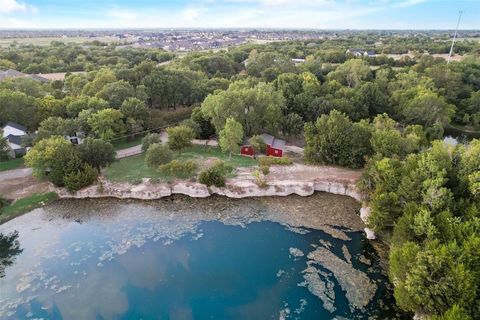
[0,0,36,14]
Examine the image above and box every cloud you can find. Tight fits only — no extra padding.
[0,0,36,14]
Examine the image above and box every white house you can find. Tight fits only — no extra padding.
[2,122,27,158]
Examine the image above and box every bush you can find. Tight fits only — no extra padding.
[63,164,98,192]
[145,144,173,168]
[158,160,196,178]
[249,135,267,154]
[258,156,293,166]
[0,195,11,211]
[260,165,270,175]
[198,161,231,187]
[141,133,162,152]
[252,170,268,189]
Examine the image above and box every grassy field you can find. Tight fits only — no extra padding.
[105,145,257,182]
[0,158,24,172]
[111,136,144,151]
[0,192,58,223]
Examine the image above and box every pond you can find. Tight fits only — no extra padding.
[0,194,405,319]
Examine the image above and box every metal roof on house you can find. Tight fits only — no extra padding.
[260,133,285,150]
[3,121,27,132]
[6,134,23,146]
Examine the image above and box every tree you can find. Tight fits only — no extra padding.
[167,125,194,155]
[304,110,372,168]
[0,89,39,130]
[37,117,78,141]
[96,80,136,109]
[282,113,304,137]
[78,138,115,171]
[141,133,162,152]
[87,108,125,141]
[327,59,372,88]
[63,164,98,192]
[219,118,244,159]
[24,136,83,186]
[201,82,284,136]
[249,135,267,155]
[0,131,9,160]
[120,97,149,136]
[145,143,173,168]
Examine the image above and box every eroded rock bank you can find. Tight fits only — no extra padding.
[52,164,376,238]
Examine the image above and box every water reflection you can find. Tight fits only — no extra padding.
[0,197,407,319]
[0,231,23,278]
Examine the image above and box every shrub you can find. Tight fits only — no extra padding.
[252,170,268,189]
[129,178,143,185]
[63,164,98,192]
[260,165,270,175]
[141,133,162,152]
[249,135,267,154]
[0,195,11,211]
[145,144,173,168]
[158,160,196,178]
[167,125,194,154]
[198,161,231,187]
[258,156,293,166]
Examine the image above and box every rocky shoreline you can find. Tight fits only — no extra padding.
[52,164,376,239]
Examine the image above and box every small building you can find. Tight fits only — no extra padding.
[2,122,27,158]
[240,145,254,157]
[346,49,376,58]
[291,58,306,65]
[261,133,285,158]
[240,133,286,158]
[65,132,84,145]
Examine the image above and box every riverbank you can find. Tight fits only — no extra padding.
[51,163,376,239]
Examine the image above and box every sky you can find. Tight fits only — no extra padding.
[0,0,479,29]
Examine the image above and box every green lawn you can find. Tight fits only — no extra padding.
[0,158,24,172]
[105,145,257,182]
[111,136,144,151]
[0,192,58,223]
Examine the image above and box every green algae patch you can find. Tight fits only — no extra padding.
[0,192,58,223]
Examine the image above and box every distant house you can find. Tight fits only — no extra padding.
[2,122,27,158]
[241,133,285,158]
[346,49,376,58]
[291,58,306,65]
[65,132,84,145]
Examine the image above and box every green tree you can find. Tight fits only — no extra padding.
[304,110,372,168]
[145,143,173,168]
[327,59,372,88]
[24,136,83,186]
[96,80,136,109]
[87,108,125,141]
[219,118,244,159]
[78,138,115,171]
[141,133,162,152]
[0,131,10,160]
[167,125,194,155]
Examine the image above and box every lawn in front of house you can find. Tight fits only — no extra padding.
[0,192,58,223]
[0,158,25,172]
[105,145,257,182]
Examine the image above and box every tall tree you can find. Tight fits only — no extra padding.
[219,118,244,159]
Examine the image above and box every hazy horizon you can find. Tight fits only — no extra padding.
[0,0,478,30]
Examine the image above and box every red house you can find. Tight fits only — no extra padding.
[240,134,285,158]
[240,145,254,156]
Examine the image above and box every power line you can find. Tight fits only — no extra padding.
[448,10,463,64]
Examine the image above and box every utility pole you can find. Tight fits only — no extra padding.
[448,10,463,64]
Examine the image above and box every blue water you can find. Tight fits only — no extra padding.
[0,201,400,319]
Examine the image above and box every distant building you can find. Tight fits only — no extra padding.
[346,49,376,58]
[291,58,306,65]
[2,122,27,158]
